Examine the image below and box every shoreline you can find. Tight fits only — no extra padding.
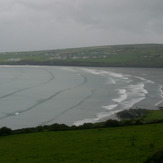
[0,63,163,69]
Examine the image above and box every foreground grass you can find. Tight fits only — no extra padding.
[0,123,163,163]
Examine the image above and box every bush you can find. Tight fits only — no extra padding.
[144,148,163,163]
[78,123,94,129]
[105,119,120,127]
[48,123,70,131]
[0,127,12,136]
[121,120,133,126]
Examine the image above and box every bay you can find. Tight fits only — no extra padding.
[0,66,162,129]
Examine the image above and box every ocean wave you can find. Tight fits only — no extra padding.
[81,68,135,85]
[73,71,150,126]
[155,100,163,106]
[73,109,121,126]
[73,117,97,126]
[126,80,133,83]
[134,76,155,84]
[121,96,146,109]
[107,77,116,84]
[155,85,163,106]
[122,77,129,80]
[102,104,118,110]
[127,83,148,95]
[112,89,127,103]
[80,68,124,78]
[160,85,163,98]
[59,67,77,72]
[115,83,148,109]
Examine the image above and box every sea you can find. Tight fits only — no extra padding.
[0,65,162,129]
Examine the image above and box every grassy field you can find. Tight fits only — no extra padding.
[0,123,163,163]
[116,109,163,123]
[142,110,163,123]
[0,44,163,67]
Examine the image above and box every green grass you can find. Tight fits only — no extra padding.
[0,123,163,163]
[142,110,163,123]
[0,44,163,67]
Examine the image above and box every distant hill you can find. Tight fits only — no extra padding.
[0,44,163,67]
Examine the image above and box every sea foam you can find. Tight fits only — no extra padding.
[160,85,163,98]
[155,85,163,106]
[112,89,127,103]
[128,83,148,95]
[134,76,155,84]
[121,97,146,109]
[119,83,148,109]
[73,109,121,126]
[80,68,124,78]
[107,77,116,84]
[102,104,118,110]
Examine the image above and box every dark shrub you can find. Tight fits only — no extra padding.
[144,148,163,163]
[134,119,143,125]
[78,123,93,129]
[0,127,12,136]
[92,122,105,128]
[121,120,133,126]
[105,119,120,127]
[49,123,69,131]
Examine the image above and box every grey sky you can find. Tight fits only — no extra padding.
[0,0,163,52]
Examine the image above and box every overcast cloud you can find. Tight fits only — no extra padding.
[0,0,163,52]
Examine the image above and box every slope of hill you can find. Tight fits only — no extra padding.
[0,109,163,162]
[0,123,163,163]
[0,44,163,67]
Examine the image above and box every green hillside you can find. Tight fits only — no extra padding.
[0,123,163,163]
[0,44,163,67]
